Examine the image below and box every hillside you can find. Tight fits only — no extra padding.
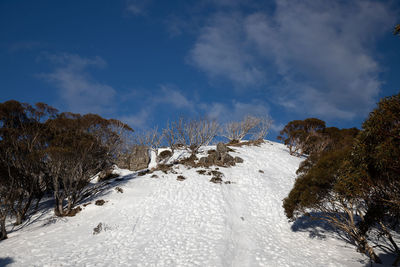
[0,141,371,266]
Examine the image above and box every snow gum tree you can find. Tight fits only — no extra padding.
[0,100,57,233]
[0,100,133,238]
[251,115,273,141]
[222,115,261,143]
[164,117,219,155]
[348,93,400,265]
[284,93,400,264]
[45,113,132,216]
[277,118,326,156]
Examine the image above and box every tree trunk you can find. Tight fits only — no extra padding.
[0,216,7,241]
[65,197,73,216]
[34,195,41,210]
[14,196,33,225]
[357,235,382,264]
[365,242,382,264]
[15,211,23,226]
[380,221,400,253]
[54,195,65,217]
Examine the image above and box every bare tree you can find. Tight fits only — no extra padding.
[222,115,261,142]
[164,117,219,155]
[134,127,163,162]
[184,118,219,154]
[251,115,273,141]
[163,120,180,152]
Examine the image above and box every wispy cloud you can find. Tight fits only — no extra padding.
[189,0,395,119]
[200,100,270,122]
[38,53,116,115]
[118,85,195,129]
[126,0,151,16]
[119,108,151,129]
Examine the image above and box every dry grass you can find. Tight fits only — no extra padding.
[227,139,264,147]
[196,170,207,175]
[66,206,82,217]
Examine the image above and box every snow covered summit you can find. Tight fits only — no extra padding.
[0,141,368,266]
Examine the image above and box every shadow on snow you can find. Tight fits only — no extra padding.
[0,257,14,266]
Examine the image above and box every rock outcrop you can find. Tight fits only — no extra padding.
[118,145,150,171]
[199,142,244,167]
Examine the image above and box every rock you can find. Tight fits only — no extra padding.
[199,157,208,165]
[207,149,217,155]
[222,154,235,166]
[210,177,223,184]
[98,168,119,181]
[158,150,172,162]
[179,154,198,167]
[196,170,207,175]
[234,157,244,163]
[210,170,224,179]
[129,145,150,171]
[216,142,228,154]
[208,152,218,162]
[177,175,186,181]
[199,143,241,168]
[93,223,103,235]
[95,199,105,206]
[137,170,150,176]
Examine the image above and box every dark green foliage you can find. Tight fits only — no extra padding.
[284,147,352,219]
[354,93,400,224]
[283,93,400,264]
[277,118,326,156]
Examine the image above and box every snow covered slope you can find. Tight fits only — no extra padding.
[0,141,370,266]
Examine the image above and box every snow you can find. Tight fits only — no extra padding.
[0,141,373,266]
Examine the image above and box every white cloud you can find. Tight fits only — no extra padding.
[38,53,116,115]
[189,0,395,119]
[189,13,265,87]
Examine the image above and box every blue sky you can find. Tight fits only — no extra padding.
[1,0,399,138]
